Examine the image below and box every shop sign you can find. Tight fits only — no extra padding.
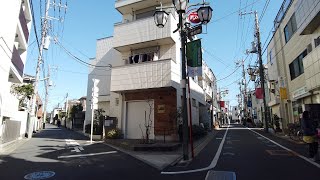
[157,105,165,113]
[292,86,308,99]
[280,87,287,99]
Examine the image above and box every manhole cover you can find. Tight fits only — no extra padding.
[24,171,55,180]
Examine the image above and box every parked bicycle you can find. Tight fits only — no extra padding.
[287,123,303,142]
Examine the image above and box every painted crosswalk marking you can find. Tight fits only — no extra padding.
[65,139,84,153]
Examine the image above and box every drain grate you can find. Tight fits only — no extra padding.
[24,171,55,180]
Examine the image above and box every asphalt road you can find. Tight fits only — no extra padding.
[0,124,319,180]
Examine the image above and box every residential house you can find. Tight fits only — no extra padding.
[85,0,216,141]
[0,0,33,145]
[267,0,320,130]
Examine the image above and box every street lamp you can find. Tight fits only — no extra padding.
[154,10,169,28]
[172,0,188,12]
[154,0,212,161]
[197,6,213,24]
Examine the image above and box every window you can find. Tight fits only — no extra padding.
[315,36,320,48]
[192,98,196,107]
[135,7,156,20]
[128,47,159,64]
[115,98,119,106]
[289,49,307,80]
[269,50,273,65]
[284,13,297,43]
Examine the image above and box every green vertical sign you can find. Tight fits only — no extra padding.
[186,39,202,77]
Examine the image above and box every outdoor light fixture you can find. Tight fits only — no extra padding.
[197,6,213,24]
[154,10,169,28]
[250,74,257,81]
[172,0,188,12]
[247,67,254,75]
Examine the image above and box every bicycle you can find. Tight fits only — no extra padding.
[287,123,303,142]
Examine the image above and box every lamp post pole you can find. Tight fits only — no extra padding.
[154,0,213,161]
[178,10,190,161]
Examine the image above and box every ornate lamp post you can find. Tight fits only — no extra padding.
[154,0,213,160]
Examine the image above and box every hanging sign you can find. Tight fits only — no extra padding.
[186,39,202,77]
[188,11,201,24]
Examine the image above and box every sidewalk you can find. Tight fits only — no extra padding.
[0,138,29,155]
[104,130,218,170]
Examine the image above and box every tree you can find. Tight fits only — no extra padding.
[140,99,154,144]
[10,84,34,110]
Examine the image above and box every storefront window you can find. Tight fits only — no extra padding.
[292,101,303,123]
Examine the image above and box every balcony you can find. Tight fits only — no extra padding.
[110,59,180,92]
[19,7,29,43]
[303,47,320,90]
[11,46,24,77]
[295,0,320,35]
[115,0,171,14]
[113,14,176,52]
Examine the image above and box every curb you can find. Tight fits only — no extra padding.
[103,130,218,171]
[103,142,171,170]
[271,133,305,145]
[0,138,30,155]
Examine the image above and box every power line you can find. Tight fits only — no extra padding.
[259,0,271,23]
[54,37,112,68]
[202,47,233,69]
[211,0,261,22]
[30,0,41,54]
[217,54,251,82]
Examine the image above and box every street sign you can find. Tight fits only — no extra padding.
[188,25,202,36]
[188,11,200,24]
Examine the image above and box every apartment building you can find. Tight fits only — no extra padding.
[85,0,216,141]
[267,0,320,129]
[0,0,33,144]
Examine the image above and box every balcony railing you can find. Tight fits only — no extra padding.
[113,14,175,51]
[12,46,24,77]
[110,59,177,92]
[19,7,29,43]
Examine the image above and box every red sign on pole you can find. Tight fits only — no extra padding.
[188,11,200,24]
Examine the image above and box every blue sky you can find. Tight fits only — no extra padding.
[25,0,283,112]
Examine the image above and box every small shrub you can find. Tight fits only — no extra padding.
[192,125,207,139]
[106,128,123,139]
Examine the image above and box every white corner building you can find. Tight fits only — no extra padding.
[85,0,217,141]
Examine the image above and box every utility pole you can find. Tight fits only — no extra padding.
[42,64,51,129]
[65,93,68,128]
[28,0,67,138]
[28,0,51,138]
[240,11,269,132]
[242,60,247,119]
[254,11,269,132]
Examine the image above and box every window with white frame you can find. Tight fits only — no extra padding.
[128,46,159,64]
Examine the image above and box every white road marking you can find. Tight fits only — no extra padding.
[58,151,117,159]
[161,125,230,175]
[248,128,320,169]
[71,147,80,153]
[65,139,83,152]
[223,152,235,156]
